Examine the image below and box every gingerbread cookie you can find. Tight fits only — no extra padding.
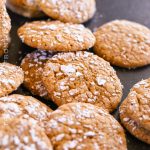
[39,0,96,24]
[6,0,44,18]
[0,94,52,127]
[21,50,56,98]
[0,118,53,150]
[0,63,24,97]
[120,78,150,144]
[0,0,11,57]
[45,103,127,150]
[42,51,122,112]
[94,20,150,69]
[18,21,95,51]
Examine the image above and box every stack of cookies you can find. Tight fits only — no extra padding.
[18,21,123,113]
[0,62,54,149]
[0,60,127,150]
[0,0,150,149]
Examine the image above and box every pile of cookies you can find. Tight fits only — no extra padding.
[0,0,150,149]
[0,63,127,149]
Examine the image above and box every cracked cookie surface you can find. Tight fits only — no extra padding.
[0,0,11,56]
[120,101,150,144]
[42,51,122,112]
[21,50,56,99]
[0,118,53,150]
[0,94,52,127]
[18,21,95,51]
[6,0,44,18]
[45,103,127,150]
[120,78,150,144]
[94,20,150,68]
[0,63,24,97]
[39,0,96,24]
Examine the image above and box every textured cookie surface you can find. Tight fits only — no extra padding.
[120,99,150,144]
[0,94,52,127]
[0,63,24,97]
[6,0,44,18]
[45,103,127,150]
[18,21,95,51]
[0,118,53,150]
[94,20,150,68]
[21,50,56,98]
[121,79,150,130]
[39,0,96,23]
[42,51,122,112]
[120,78,150,143]
[0,0,11,56]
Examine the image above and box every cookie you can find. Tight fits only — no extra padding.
[122,79,150,130]
[0,118,53,150]
[120,100,150,144]
[39,0,96,24]
[0,94,52,127]
[94,20,150,69]
[45,103,127,150]
[18,21,95,51]
[0,63,24,97]
[42,51,122,112]
[6,0,44,18]
[21,50,56,98]
[0,0,11,57]
[120,78,150,144]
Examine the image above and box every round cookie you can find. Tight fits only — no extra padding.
[42,51,122,112]
[123,79,150,130]
[0,63,24,97]
[45,103,127,150]
[120,78,150,143]
[18,21,95,51]
[0,118,53,150]
[120,100,150,144]
[0,0,11,57]
[6,0,44,18]
[39,0,96,24]
[21,50,56,98]
[0,94,52,127]
[94,20,150,69]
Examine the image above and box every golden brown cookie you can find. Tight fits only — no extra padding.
[0,63,24,97]
[21,50,56,99]
[120,78,150,144]
[0,118,53,150]
[0,0,11,56]
[94,20,150,69]
[6,0,44,18]
[120,101,150,144]
[18,21,95,51]
[39,0,96,24]
[42,51,122,112]
[45,103,127,150]
[122,79,150,130]
[0,94,52,127]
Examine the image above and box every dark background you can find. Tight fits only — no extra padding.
[3,0,150,149]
